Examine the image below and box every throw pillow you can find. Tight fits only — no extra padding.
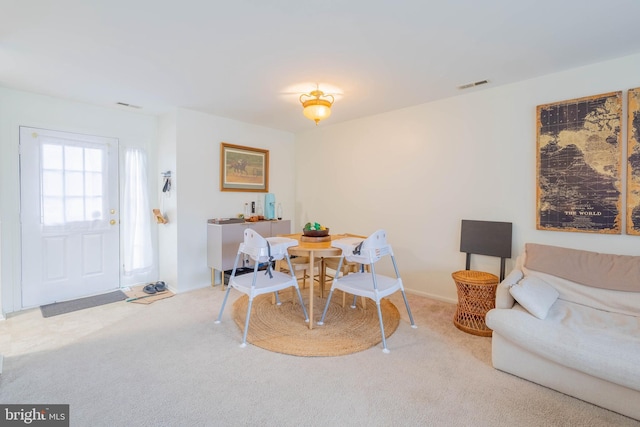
[495,269,524,309]
[509,276,559,319]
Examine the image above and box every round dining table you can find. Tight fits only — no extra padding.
[278,233,363,329]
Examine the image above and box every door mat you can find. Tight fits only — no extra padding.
[40,290,127,318]
[125,286,174,305]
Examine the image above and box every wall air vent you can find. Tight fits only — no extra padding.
[116,102,142,109]
[458,80,489,90]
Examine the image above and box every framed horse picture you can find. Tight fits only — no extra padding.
[220,142,269,192]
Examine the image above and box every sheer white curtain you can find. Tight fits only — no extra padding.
[123,148,152,274]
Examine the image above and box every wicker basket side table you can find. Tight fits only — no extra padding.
[452,270,499,337]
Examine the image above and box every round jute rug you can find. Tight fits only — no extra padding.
[232,294,400,356]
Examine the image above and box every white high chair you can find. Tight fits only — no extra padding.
[215,229,309,347]
[317,229,416,353]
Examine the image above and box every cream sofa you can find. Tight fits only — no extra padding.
[485,243,640,421]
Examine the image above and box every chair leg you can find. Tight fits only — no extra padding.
[375,300,390,353]
[317,289,335,325]
[291,270,308,304]
[401,290,417,328]
[240,297,255,348]
[293,286,309,322]
[214,284,233,323]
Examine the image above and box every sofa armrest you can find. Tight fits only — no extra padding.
[495,269,523,309]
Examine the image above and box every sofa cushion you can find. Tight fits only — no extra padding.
[524,267,640,317]
[525,243,640,292]
[509,276,559,319]
[486,300,640,392]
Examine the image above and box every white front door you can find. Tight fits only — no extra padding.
[20,127,120,307]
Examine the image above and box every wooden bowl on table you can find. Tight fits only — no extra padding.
[302,228,329,237]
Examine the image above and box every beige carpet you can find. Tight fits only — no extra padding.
[232,294,400,356]
[1,287,637,426]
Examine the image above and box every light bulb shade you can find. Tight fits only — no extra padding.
[302,100,332,124]
[300,90,334,125]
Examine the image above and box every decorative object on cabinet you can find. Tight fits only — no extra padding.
[264,193,276,219]
[207,218,244,225]
[220,142,269,192]
[536,91,622,234]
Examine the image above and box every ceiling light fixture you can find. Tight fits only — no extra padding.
[299,87,334,125]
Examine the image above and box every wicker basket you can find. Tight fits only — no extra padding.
[451,270,499,337]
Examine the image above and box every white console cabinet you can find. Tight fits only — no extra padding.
[207,220,291,284]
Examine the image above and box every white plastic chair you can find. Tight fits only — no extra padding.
[215,229,309,347]
[323,256,363,304]
[318,229,416,353]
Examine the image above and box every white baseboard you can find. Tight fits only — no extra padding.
[405,288,457,305]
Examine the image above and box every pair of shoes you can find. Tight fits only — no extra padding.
[142,281,167,294]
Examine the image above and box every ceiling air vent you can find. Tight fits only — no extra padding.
[458,80,489,90]
[116,102,142,109]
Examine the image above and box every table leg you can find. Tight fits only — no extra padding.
[319,258,326,298]
[308,250,315,329]
[272,259,283,305]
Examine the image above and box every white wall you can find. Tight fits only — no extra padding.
[0,87,159,313]
[294,53,640,303]
[157,108,295,293]
[4,52,639,311]
[157,111,179,293]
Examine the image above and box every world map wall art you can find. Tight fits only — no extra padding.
[536,91,622,234]
[627,87,640,235]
